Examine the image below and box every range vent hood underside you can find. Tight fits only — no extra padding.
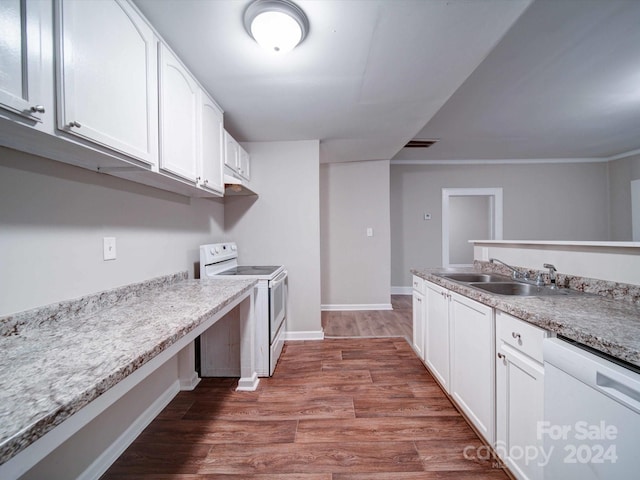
[224,174,258,196]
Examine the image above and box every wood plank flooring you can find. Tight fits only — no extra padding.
[321,295,413,339]
[102,334,508,479]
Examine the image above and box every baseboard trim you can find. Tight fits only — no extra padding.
[78,379,180,480]
[179,371,201,391]
[391,286,412,295]
[237,372,260,391]
[321,303,393,311]
[284,330,325,341]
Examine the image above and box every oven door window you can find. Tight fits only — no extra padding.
[270,272,287,342]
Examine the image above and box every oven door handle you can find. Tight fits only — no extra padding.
[271,270,288,287]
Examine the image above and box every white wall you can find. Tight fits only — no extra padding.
[225,140,321,335]
[320,160,391,309]
[390,161,610,288]
[608,153,640,240]
[0,147,225,316]
[474,241,640,285]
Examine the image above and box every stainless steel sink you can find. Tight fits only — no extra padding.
[436,272,511,283]
[469,282,571,296]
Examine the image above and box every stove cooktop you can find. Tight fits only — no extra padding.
[216,266,282,276]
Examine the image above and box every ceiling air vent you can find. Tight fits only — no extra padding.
[404,139,439,148]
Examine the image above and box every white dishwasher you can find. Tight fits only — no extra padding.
[543,338,640,480]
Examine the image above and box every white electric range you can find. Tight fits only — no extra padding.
[199,242,287,376]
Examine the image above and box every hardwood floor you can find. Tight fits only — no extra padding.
[321,295,413,339]
[102,334,508,479]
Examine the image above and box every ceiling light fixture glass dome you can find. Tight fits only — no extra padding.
[244,0,309,54]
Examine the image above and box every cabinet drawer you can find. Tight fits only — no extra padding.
[412,275,425,294]
[496,311,549,363]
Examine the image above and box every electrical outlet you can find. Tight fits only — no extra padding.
[103,237,116,261]
[424,213,432,220]
[366,227,373,237]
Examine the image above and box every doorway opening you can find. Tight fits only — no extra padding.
[442,188,503,267]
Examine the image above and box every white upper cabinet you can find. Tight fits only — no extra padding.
[238,145,250,181]
[224,129,251,182]
[56,0,158,166]
[0,0,46,122]
[158,43,199,183]
[224,129,239,172]
[0,0,231,198]
[199,92,224,195]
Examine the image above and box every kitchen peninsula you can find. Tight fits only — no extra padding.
[414,240,640,366]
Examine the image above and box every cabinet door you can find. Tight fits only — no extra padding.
[238,145,250,181]
[412,291,425,360]
[0,0,45,121]
[199,93,224,195]
[56,0,157,165]
[158,43,199,182]
[449,292,495,443]
[224,130,239,172]
[496,343,544,480]
[424,281,450,392]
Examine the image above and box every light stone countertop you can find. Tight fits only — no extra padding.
[411,267,640,369]
[0,275,257,466]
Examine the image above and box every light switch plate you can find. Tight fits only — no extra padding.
[103,237,116,261]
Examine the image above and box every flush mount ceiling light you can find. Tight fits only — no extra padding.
[244,0,309,54]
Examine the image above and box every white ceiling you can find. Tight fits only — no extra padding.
[133,0,640,164]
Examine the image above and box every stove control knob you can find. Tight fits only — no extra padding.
[214,247,221,254]
[231,244,237,251]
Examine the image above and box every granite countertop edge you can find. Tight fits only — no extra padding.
[0,273,258,466]
[410,267,640,369]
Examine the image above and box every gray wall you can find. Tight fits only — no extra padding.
[0,147,225,316]
[320,160,391,307]
[390,161,610,287]
[225,140,321,334]
[608,153,640,240]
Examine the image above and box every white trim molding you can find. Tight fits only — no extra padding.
[607,147,640,162]
[389,148,640,166]
[321,303,393,311]
[391,157,608,166]
[284,330,325,341]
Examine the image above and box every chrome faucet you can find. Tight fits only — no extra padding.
[544,263,557,289]
[489,258,528,280]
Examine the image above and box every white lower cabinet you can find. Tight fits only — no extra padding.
[495,311,550,480]
[424,281,451,391]
[450,291,495,444]
[412,275,425,360]
[413,277,553,476]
